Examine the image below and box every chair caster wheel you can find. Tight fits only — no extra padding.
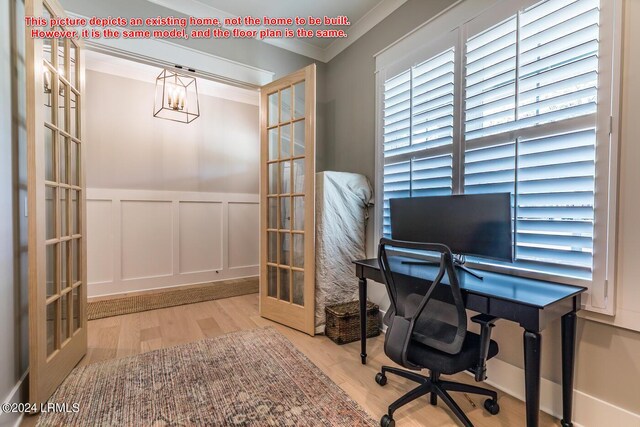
[375,373,387,386]
[380,414,395,427]
[484,398,500,415]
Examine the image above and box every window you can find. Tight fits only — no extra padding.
[376,0,620,310]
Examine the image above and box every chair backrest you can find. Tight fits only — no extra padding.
[378,238,467,368]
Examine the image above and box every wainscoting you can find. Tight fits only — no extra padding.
[86,189,259,297]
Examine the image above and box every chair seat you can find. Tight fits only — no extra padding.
[407,331,499,375]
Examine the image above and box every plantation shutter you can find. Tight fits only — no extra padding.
[463,0,600,280]
[382,48,455,237]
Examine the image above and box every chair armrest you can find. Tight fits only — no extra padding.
[471,314,498,382]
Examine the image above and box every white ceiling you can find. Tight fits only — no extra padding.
[147,0,408,61]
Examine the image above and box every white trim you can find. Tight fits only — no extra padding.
[0,370,28,427]
[146,0,409,63]
[324,0,409,62]
[473,357,640,427]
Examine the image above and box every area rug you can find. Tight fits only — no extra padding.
[36,327,377,426]
[88,277,258,320]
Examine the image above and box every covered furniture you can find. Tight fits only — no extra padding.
[315,171,373,333]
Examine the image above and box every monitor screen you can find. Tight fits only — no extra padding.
[390,193,513,262]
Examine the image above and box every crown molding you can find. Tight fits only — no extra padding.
[67,12,274,88]
[146,0,408,62]
[324,0,408,62]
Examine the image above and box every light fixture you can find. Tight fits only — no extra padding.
[153,68,200,124]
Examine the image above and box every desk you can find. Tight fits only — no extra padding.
[354,256,587,427]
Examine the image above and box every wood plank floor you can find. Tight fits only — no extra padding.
[24,293,558,426]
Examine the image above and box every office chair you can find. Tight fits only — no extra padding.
[375,238,500,427]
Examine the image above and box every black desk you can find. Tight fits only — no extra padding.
[354,256,587,427]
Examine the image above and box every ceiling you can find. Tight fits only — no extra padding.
[196,0,382,49]
[147,0,408,61]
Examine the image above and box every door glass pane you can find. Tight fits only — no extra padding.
[294,81,305,118]
[72,286,80,332]
[268,163,278,194]
[70,91,77,137]
[71,190,79,234]
[280,161,290,194]
[280,124,291,159]
[46,186,56,239]
[60,189,67,237]
[281,86,292,123]
[58,80,67,131]
[279,268,291,302]
[70,43,77,88]
[61,240,68,290]
[268,92,278,126]
[45,126,54,181]
[279,232,290,266]
[267,231,277,263]
[293,234,304,268]
[293,271,304,306]
[71,238,79,284]
[44,69,53,123]
[280,197,290,230]
[268,127,278,160]
[267,197,277,229]
[267,265,277,297]
[293,197,305,231]
[293,158,305,194]
[70,141,78,186]
[59,137,67,184]
[46,244,56,298]
[57,37,66,79]
[46,301,57,356]
[293,120,305,156]
[61,292,69,342]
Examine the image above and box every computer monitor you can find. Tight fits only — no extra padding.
[390,193,513,262]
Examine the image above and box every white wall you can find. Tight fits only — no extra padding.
[86,189,258,297]
[84,68,260,297]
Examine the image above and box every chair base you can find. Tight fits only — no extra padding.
[375,366,499,427]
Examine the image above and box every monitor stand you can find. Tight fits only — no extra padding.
[400,255,484,280]
[453,257,484,281]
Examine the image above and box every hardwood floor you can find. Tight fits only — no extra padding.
[24,293,558,426]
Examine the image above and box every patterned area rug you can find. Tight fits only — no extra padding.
[36,327,377,426]
[88,278,258,320]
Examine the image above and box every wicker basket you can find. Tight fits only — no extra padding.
[325,301,381,345]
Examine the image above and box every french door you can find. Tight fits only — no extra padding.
[260,65,316,335]
[26,0,87,404]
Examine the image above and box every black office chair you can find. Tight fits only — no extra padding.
[375,238,500,427]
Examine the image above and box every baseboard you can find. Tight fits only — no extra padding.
[88,275,259,301]
[0,370,28,427]
[377,311,640,426]
[472,357,640,427]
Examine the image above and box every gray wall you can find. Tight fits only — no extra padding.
[322,0,640,415]
[85,70,260,193]
[1,0,29,425]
